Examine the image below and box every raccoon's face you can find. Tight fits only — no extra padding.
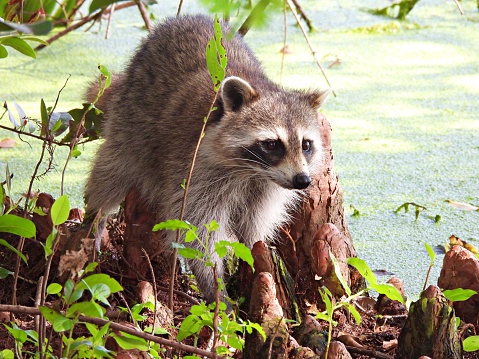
[212,76,329,191]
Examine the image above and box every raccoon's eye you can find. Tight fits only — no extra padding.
[265,140,280,151]
[302,140,312,152]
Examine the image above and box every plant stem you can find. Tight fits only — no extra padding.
[168,92,219,311]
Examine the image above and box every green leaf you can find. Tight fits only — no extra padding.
[144,325,170,335]
[330,249,351,296]
[0,238,27,264]
[50,195,70,225]
[40,99,49,136]
[153,219,191,232]
[0,349,15,359]
[463,335,479,352]
[98,64,111,89]
[68,301,105,318]
[230,242,254,268]
[77,273,123,294]
[112,332,149,351]
[5,324,27,343]
[90,283,112,306]
[205,15,227,91]
[0,214,36,238]
[0,267,13,279]
[0,44,7,58]
[346,257,377,285]
[177,315,202,341]
[424,242,436,263]
[47,283,63,295]
[89,0,120,14]
[52,315,74,332]
[443,288,477,302]
[340,301,361,325]
[0,37,35,58]
[178,247,203,259]
[371,283,405,304]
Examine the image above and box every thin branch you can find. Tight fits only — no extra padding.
[176,0,184,17]
[135,0,152,32]
[452,0,464,15]
[105,3,115,39]
[141,247,158,345]
[166,91,220,311]
[0,304,225,358]
[290,0,315,32]
[35,2,137,51]
[238,0,272,37]
[345,345,394,359]
[279,0,288,85]
[285,0,336,96]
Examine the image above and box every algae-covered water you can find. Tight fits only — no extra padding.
[1,0,478,299]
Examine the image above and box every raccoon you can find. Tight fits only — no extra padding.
[85,15,329,302]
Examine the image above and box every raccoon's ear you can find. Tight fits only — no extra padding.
[220,76,258,112]
[308,88,332,110]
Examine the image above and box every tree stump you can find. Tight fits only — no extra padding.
[396,285,462,359]
[276,114,363,310]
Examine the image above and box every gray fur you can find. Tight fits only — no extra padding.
[85,15,329,302]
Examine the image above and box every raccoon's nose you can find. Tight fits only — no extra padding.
[293,173,311,189]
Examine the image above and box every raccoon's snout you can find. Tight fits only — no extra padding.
[292,173,311,190]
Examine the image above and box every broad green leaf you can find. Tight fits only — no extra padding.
[346,257,377,285]
[47,283,63,295]
[0,214,36,238]
[112,332,149,351]
[184,228,198,243]
[0,349,15,359]
[463,335,479,352]
[178,247,203,259]
[371,283,405,304]
[50,195,70,225]
[443,288,477,302]
[246,321,266,341]
[0,44,7,58]
[230,242,254,268]
[0,37,35,58]
[424,242,435,263]
[144,325,170,335]
[27,21,53,36]
[214,241,229,258]
[90,283,112,306]
[177,315,202,341]
[5,324,27,343]
[77,273,123,293]
[0,238,27,264]
[68,301,105,318]
[52,315,74,332]
[205,15,227,91]
[153,219,191,232]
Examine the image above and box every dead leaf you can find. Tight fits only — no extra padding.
[382,338,398,350]
[0,138,16,148]
[446,200,478,211]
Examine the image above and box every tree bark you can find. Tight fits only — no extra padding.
[275,113,363,311]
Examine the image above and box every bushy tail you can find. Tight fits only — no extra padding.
[85,73,121,113]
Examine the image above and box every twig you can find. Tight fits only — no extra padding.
[35,2,137,51]
[452,0,464,15]
[212,264,220,355]
[345,345,394,359]
[176,0,184,17]
[279,1,288,85]
[291,0,315,32]
[0,304,225,358]
[267,317,285,359]
[285,0,336,96]
[105,3,115,39]
[135,0,152,32]
[167,91,220,311]
[0,124,96,146]
[141,247,158,345]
